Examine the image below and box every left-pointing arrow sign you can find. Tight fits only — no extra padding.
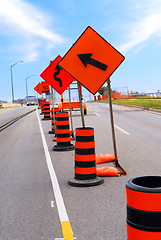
[77,53,108,71]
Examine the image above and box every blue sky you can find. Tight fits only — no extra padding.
[0,0,161,102]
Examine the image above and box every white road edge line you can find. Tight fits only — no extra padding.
[36,109,70,223]
[114,124,130,135]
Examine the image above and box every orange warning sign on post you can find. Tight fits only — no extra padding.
[41,81,50,93]
[34,82,42,95]
[59,26,125,95]
[40,55,74,95]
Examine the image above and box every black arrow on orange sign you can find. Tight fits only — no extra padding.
[77,53,108,71]
[54,64,62,87]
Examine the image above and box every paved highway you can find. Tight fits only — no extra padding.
[0,103,161,240]
[0,106,36,131]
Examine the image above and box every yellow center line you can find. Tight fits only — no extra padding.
[61,221,74,240]
[0,120,15,131]
[0,108,12,113]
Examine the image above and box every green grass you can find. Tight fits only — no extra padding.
[101,99,161,110]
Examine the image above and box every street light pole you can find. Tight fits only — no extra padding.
[25,75,35,101]
[10,65,14,103]
[10,60,23,103]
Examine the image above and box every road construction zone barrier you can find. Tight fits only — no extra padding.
[39,99,46,115]
[68,127,104,187]
[48,107,60,134]
[97,95,101,100]
[42,101,51,120]
[38,99,41,109]
[52,111,74,151]
[126,176,161,240]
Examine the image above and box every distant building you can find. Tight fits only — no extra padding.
[25,96,37,100]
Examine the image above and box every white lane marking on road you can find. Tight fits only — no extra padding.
[95,111,130,135]
[114,124,130,135]
[36,109,71,223]
[95,112,101,117]
[51,201,54,208]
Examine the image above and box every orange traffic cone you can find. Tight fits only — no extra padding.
[96,166,120,177]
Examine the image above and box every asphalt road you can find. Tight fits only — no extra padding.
[0,103,161,240]
[0,106,36,129]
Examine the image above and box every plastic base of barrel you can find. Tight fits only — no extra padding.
[48,129,56,134]
[42,117,52,120]
[68,177,104,187]
[52,144,75,151]
[127,224,161,240]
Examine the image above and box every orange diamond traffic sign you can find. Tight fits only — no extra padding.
[34,82,42,95]
[59,26,125,95]
[40,55,74,95]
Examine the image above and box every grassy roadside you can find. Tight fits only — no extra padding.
[101,99,161,110]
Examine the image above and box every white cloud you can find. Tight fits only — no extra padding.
[0,0,64,61]
[118,1,161,54]
[15,41,40,62]
[24,51,38,62]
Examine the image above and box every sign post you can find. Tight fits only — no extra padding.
[51,87,56,134]
[77,82,85,128]
[107,78,126,175]
[68,85,75,139]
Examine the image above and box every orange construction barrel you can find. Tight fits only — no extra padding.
[68,127,104,187]
[52,111,74,151]
[42,101,51,120]
[126,176,161,240]
[48,107,60,134]
[40,99,46,115]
